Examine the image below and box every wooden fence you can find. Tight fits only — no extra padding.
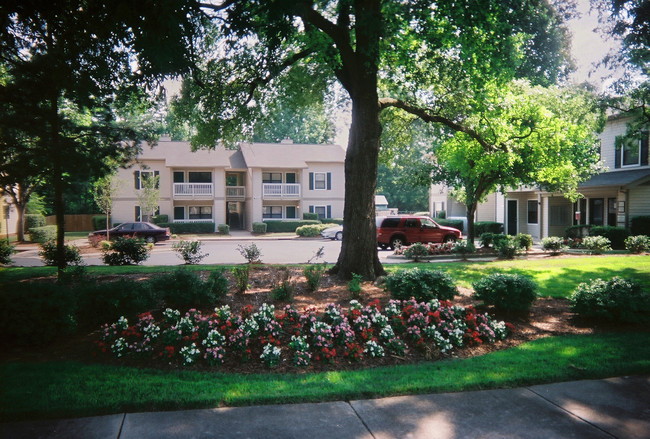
[46,214,101,231]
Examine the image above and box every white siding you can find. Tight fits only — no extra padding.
[629,183,650,218]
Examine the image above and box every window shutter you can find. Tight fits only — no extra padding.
[641,132,649,166]
[309,172,314,190]
[134,171,140,189]
[154,171,160,189]
[309,205,314,213]
[327,205,331,218]
[135,206,141,222]
[327,172,331,190]
[615,143,621,169]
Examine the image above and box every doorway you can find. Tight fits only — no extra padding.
[507,200,518,236]
[589,198,604,226]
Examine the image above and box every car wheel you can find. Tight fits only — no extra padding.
[444,235,457,244]
[390,236,405,250]
[335,231,343,241]
[145,236,156,244]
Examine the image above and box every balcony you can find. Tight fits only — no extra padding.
[262,183,301,199]
[173,183,213,199]
[226,186,246,200]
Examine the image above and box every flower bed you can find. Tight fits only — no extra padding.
[393,242,455,256]
[95,298,513,369]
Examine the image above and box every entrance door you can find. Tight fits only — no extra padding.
[507,200,518,235]
[607,198,618,226]
[589,198,604,226]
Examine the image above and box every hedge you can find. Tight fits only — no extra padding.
[28,225,57,243]
[303,213,318,220]
[630,216,650,236]
[565,224,590,239]
[158,222,215,234]
[264,220,320,233]
[321,218,344,225]
[475,221,503,235]
[151,214,169,225]
[296,224,331,237]
[217,224,230,235]
[92,215,108,231]
[24,214,46,232]
[436,219,464,233]
[589,226,629,250]
[253,222,267,233]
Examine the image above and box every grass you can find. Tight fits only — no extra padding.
[392,255,650,298]
[2,332,649,421]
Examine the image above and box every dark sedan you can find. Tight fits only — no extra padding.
[89,221,171,243]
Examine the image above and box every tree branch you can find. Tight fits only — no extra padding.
[379,98,493,151]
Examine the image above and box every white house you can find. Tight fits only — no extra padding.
[111,138,346,231]
[429,115,650,239]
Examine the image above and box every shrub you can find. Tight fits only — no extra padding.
[252,222,267,233]
[150,214,169,225]
[237,242,262,263]
[436,210,446,219]
[589,226,629,250]
[232,266,250,293]
[39,240,83,267]
[76,279,157,328]
[436,219,464,233]
[581,236,612,254]
[402,242,429,261]
[151,269,216,310]
[158,222,215,234]
[296,224,330,237]
[271,266,295,302]
[491,234,510,248]
[495,235,521,259]
[303,212,318,220]
[173,240,208,264]
[0,240,16,265]
[92,215,108,231]
[28,225,56,243]
[473,273,538,313]
[564,224,590,239]
[24,214,46,232]
[0,282,77,346]
[217,224,230,235]
[625,235,650,253]
[630,216,650,236]
[102,236,150,265]
[320,218,343,225]
[515,233,534,251]
[479,232,495,247]
[304,264,327,291]
[541,236,566,254]
[208,269,229,300]
[385,268,456,302]
[452,240,476,259]
[474,221,504,235]
[348,273,363,300]
[570,277,650,324]
[264,220,320,233]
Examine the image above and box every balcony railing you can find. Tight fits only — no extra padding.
[262,183,301,199]
[172,219,213,223]
[226,186,246,199]
[173,183,213,199]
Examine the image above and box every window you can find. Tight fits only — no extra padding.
[263,172,282,183]
[134,170,159,190]
[174,206,185,220]
[285,172,296,184]
[314,173,326,190]
[263,206,282,219]
[189,172,212,183]
[623,140,641,166]
[189,206,212,220]
[285,206,297,219]
[173,172,184,183]
[313,206,326,219]
[226,174,238,186]
[527,200,538,224]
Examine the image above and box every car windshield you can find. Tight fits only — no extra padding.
[420,218,437,228]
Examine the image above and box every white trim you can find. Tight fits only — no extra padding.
[313,205,327,219]
[621,139,642,168]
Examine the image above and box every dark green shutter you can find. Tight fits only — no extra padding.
[615,141,621,169]
[309,172,314,190]
[641,132,649,166]
[309,205,314,213]
[327,172,331,190]
[327,205,331,218]
[154,171,160,189]
[135,206,141,222]
[134,171,140,189]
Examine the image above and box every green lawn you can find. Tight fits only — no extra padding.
[2,332,649,421]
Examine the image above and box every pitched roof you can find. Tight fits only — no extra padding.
[239,142,345,168]
[578,168,650,189]
[137,141,235,168]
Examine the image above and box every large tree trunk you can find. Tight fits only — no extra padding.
[15,203,26,242]
[466,203,477,244]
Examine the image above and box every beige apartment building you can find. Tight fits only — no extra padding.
[112,138,346,231]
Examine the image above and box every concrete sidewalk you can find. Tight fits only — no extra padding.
[2,375,649,439]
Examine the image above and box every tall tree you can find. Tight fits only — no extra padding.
[179,0,574,279]
[93,173,120,240]
[406,81,605,242]
[0,1,202,274]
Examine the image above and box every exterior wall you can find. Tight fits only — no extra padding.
[1,195,18,238]
[598,117,627,170]
[476,193,498,222]
[300,163,345,219]
[629,183,650,218]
